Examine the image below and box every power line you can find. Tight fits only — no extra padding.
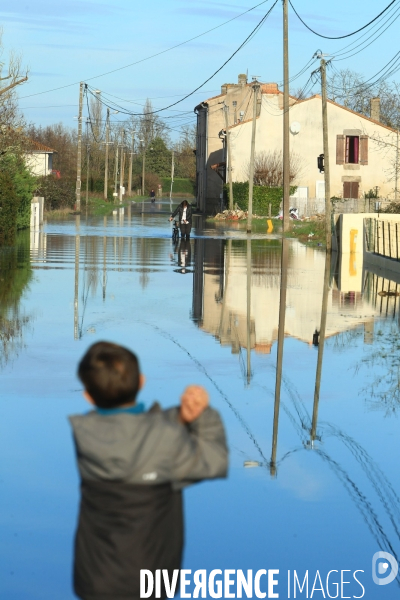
[87,0,279,117]
[332,3,400,61]
[289,0,398,40]
[18,0,272,100]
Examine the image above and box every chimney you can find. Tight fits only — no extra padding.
[238,73,247,86]
[370,97,380,122]
[221,84,227,95]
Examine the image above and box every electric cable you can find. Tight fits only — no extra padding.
[18,0,273,100]
[87,0,279,117]
[289,0,398,40]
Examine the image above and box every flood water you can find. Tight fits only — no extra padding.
[2,203,400,599]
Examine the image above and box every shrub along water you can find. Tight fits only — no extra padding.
[0,156,37,246]
[224,182,297,216]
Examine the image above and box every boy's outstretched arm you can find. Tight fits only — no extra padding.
[164,385,228,483]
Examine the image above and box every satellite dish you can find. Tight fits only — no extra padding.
[290,121,301,135]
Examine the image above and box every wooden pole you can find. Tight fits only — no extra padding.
[247,81,260,233]
[104,108,109,201]
[282,0,290,232]
[321,58,332,252]
[224,104,234,210]
[75,82,84,212]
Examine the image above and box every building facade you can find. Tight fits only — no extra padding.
[195,77,398,213]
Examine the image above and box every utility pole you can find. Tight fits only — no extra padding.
[119,130,125,204]
[128,132,135,197]
[85,138,90,211]
[224,104,234,210]
[142,143,146,196]
[320,58,332,252]
[104,108,110,201]
[395,129,399,202]
[282,0,290,232]
[169,150,175,213]
[75,82,84,212]
[114,143,119,202]
[247,80,260,233]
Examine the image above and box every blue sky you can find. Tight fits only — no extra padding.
[1,0,398,137]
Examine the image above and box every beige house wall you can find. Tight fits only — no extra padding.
[228,94,397,200]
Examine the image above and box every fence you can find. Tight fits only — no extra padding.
[289,197,395,218]
[365,218,400,260]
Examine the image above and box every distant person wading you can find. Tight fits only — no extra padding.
[169,200,192,240]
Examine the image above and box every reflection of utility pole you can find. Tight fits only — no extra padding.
[104,108,110,201]
[103,217,107,301]
[169,150,175,213]
[75,82,84,212]
[310,252,331,443]
[218,239,231,340]
[247,80,260,233]
[270,238,289,476]
[74,217,81,339]
[246,237,252,383]
[320,58,332,252]
[282,0,290,232]
[224,105,234,210]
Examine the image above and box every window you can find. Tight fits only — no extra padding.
[346,136,359,164]
[336,134,368,165]
[343,182,359,199]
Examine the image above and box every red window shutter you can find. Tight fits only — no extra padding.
[336,135,345,164]
[360,135,368,165]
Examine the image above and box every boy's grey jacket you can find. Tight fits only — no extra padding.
[69,405,228,600]
[69,405,228,486]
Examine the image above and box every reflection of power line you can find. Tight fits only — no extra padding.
[140,319,268,463]
[317,448,400,582]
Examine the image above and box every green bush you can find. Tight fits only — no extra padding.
[36,175,76,210]
[0,170,19,246]
[161,177,195,195]
[224,182,297,215]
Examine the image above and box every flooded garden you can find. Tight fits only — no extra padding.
[2,202,400,599]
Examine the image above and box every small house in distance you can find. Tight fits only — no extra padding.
[194,76,398,213]
[25,140,56,177]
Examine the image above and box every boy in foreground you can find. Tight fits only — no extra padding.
[69,341,228,600]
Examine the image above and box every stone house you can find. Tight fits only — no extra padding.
[194,76,398,212]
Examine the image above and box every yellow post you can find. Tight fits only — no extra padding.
[267,219,273,233]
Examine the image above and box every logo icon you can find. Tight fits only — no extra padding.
[372,552,398,585]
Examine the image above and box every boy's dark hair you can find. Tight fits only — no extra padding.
[78,341,140,408]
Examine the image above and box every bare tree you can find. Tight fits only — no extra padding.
[328,68,400,129]
[0,28,29,157]
[245,149,304,187]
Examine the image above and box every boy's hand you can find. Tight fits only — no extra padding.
[180,385,209,423]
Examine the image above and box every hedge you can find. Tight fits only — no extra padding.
[0,171,19,246]
[224,182,297,216]
[161,177,196,195]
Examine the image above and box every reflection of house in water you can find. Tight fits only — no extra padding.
[192,240,395,353]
